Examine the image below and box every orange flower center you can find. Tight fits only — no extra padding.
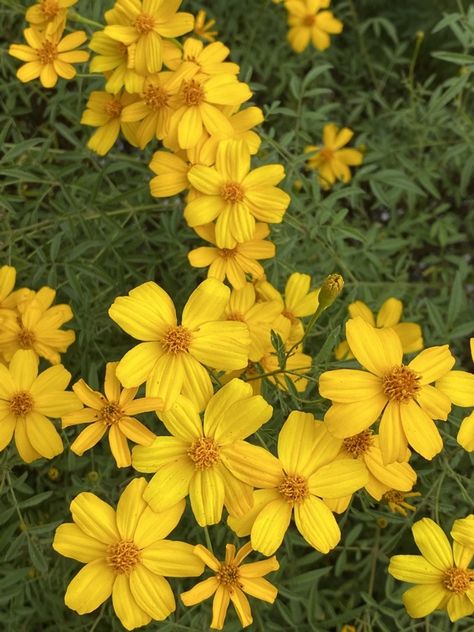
[100,402,122,425]
[383,489,405,504]
[382,365,420,402]
[221,182,245,203]
[135,13,156,33]
[343,430,374,458]
[40,0,59,18]
[17,326,36,349]
[302,14,316,26]
[37,40,58,64]
[217,562,240,587]
[188,437,220,469]
[319,147,333,161]
[182,79,205,106]
[161,325,192,354]
[219,247,237,259]
[143,84,169,110]
[443,567,474,594]
[104,99,123,118]
[107,540,140,574]
[9,391,34,417]
[278,473,309,504]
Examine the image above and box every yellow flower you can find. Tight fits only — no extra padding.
[132,378,272,526]
[188,223,275,290]
[225,284,283,362]
[451,514,474,550]
[335,298,424,360]
[255,272,320,345]
[88,30,145,95]
[319,317,455,463]
[436,338,474,451]
[285,0,343,53]
[62,362,162,467]
[389,517,474,622]
[0,265,33,314]
[192,10,218,43]
[167,37,239,81]
[25,0,77,33]
[186,139,290,248]
[166,75,252,150]
[0,350,81,463]
[305,124,363,189]
[121,72,181,148]
[81,90,140,156]
[0,286,75,364]
[324,430,416,514]
[181,541,278,630]
[53,478,204,630]
[148,142,211,198]
[104,0,194,75]
[9,27,89,89]
[228,412,367,555]
[109,278,250,411]
[382,489,421,516]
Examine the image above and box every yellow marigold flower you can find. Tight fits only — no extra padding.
[52,478,204,630]
[0,286,75,364]
[451,514,474,549]
[192,10,218,43]
[319,317,455,463]
[256,272,320,346]
[186,139,290,248]
[341,626,357,632]
[9,27,89,89]
[109,278,250,411]
[285,0,342,52]
[0,265,33,313]
[324,430,416,514]
[436,338,474,451]
[148,142,211,198]
[62,362,162,468]
[88,31,145,95]
[382,489,421,516]
[181,541,278,630]
[188,223,275,290]
[104,0,194,75]
[305,124,363,189]
[0,350,81,463]
[166,75,252,150]
[120,72,179,148]
[133,378,272,526]
[25,0,77,33]
[389,517,474,621]
[335,298,424,360]
[81,90,140,156]
[228,412,367,555]
[167,36,239,82]
[225,283,283,362]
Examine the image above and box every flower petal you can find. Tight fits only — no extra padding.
[436,370,474,407]
[221,441,283,488]
[53,523,108,563]
[294,495,340,553]
[324,394,387,438]
[409,346,455,385]
[65,560,115,615]
[401,583,447,618]
[26,412,63,459]
[112,573,151,630]
[116,478,147,541]
[389,554,445,584]
[189,468,225,526]
[251,497,292,555]
[141,540,204,577]
[70,492,119,544]
[143,458,194,511]
[400,400,443,461]
[129,568,175,620]
[319,369,382,403]
[412,518,453,570]
[133,500,185,548]
[182,278,229,329]
[346,317,402,376]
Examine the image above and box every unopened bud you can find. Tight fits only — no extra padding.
[86,470,100,482]
[48,466,60,481]
[415,30,424,41]
[318,274,344,310]
[293,179,303,192]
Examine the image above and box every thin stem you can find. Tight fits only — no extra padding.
[203,526,213,554]
[69,12,103,29]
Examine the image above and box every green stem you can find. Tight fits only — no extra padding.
[286,302,325,358]
[69,12,104,30]
[203,526,213,553]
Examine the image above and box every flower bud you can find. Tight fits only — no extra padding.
[318,274,344,310]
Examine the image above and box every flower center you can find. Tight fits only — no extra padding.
[443,567,474,594]
[17,326,36,349]
[303,14,316,26]
[182,79,205,106]
[143,83,169,110]
[9,391,34,417]
[382,366,421,402]
[278,474,309,504]
[219,247,237,259]
[107,540,140,574]
[100,402,122,425]
[221,182,245,203]
[188,437,220,469]
[40,0,59,18]
[135,13,156,34]
[217,562,240,587]
[282,309,297,324]
[161,325,192,354]
[319,147,333,161]
[104,99,123,118]
[37,40,58,64]
[343,430,374,458]
[383,489,405,504]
